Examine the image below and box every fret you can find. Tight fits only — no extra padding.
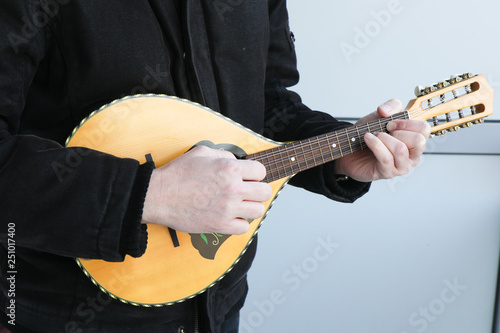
[335,131,344,157]
[284,145,295,175]
[346,128,354,153]
[259,147,280,183]
[297,143,306,173]
[364,123,371,150]
[260,153,270,170]
[293,142,306,173]
[273,165,281,183]
[301,143,309,170]
[317,136,326,165]
[278,150,286,179]
[287,142,297,174]
[308,138,317,166]
[378,118,384,132]
[355,126,363,150]
[325,134,336,161]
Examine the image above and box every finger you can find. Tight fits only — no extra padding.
[377,99,403,117]
[387,119,431,139]
[364,132,410,178]
[218,202,264,235]
[375,132,413,174]
[239,160,267,181]
[388,130,427,165]
[355,110,380,125]
[364,132,394,168]
[237,200,267,220]
[220,218,251,235]
[241,181,273,203]
[355,99,403,125]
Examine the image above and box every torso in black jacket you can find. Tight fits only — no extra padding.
[0,1,370,332]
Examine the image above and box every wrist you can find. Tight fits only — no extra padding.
[142,168,162,224]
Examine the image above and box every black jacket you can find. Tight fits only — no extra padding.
[0,0,370,332]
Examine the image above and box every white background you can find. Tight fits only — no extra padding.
[241,1,500,332]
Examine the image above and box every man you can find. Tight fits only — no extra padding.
[0,1,429,332]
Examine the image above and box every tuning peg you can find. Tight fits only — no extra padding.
[434,129,448,136]
[473,118,485,124]
[461,72,474,80]
[447,126,460,132]
[423,86,437,95]
[461,122,473,128]
[449,74,463,84]
[414,85,425,97]
[436,81,450,90]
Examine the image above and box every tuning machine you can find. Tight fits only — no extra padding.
[414,85,425,97]
[414,80,453,97]
[433,129,448,136]
[414,84,438,97]
[436,81,450,89]
[433,119,482,136]
[415,73,475,97]
[433,125,460,136]
[461,72,474,80]
[449,73,474,84]
[449,74,463,84]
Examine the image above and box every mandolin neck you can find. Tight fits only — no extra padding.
[246,111,409,183]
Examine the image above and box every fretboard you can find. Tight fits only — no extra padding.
[246,111,409,183]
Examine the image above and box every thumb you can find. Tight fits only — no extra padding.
[377,99,403,118]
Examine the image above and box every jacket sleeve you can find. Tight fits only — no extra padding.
[0,1,150,261]
[264,0,370,203]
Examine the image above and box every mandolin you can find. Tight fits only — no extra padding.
[66,73,493,306]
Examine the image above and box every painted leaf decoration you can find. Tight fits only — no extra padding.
[200,233,208,244]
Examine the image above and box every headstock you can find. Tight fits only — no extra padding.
[405,73,494,136]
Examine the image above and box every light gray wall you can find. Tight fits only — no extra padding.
[241,1,500,332]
